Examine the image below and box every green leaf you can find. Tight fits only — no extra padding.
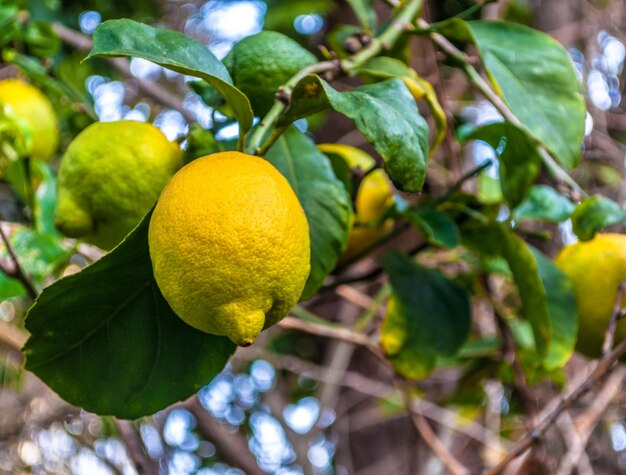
[466,122,542,208]
[0,272,25,300]
[528,246,577,369]
[346,0,376,30]
[513,185,575,223]
[442,20,585,168]
[463,222,550,357]
[280,76,429,191]
[87,19,253,133]
[23,214,235,418]
[382,251,471,379]
[264,127,352,299]
[571,195,626,241]
[406,207,460,248]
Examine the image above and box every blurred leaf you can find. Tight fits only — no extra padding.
[513,185,574,222]
[10,228,69,284]
[326,24,362,58]
[382,251,471,379]
[87,19,253,133]
[466,122,541,208]
[0,272,26,300]
[528,246,577,369]
[264,127,352,299]
[442,20,585,168]
[184,124,221,164]
[356,57,447,155]
[24,21,61,57]
[406,207,460,248]
[0,2,20,47]
[346,0,376,30]
[263,0,335,37]
[23,214,236,418]
[571,195,626,241]
[476,172,503,205]
[464,222,550,357]
[280,76,429,192]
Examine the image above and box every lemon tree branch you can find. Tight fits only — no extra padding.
[245,0,425,155]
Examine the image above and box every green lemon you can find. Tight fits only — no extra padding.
[55,121,182,250]
[223,31,317,116]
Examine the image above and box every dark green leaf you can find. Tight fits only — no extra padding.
[280,76,429,191]
[264,127,352,299]
[463,222,550,357]
[87,19,253,133]
[183,123,221,164]
[513,185,575,223]
[571,195,626,241]
[528,246,577,369]
[24,21,61,58]
[406,207,460,248]
[382,251,471,379]
[23,214,235,418]
[442,20,585,168]
[466,122,541,208]
[0,272,25,300]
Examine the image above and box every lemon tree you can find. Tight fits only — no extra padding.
[5,1,626,473]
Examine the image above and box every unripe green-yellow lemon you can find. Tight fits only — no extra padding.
[223,31,317,116]
[318,144,394,264]
[0,79,59,162]
[55,121,182,250]
[555,233,626,358]
[148,152,311,346]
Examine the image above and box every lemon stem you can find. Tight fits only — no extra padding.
[245,0,425,155]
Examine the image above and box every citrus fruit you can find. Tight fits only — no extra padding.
[555,233,626,358]
[55,121,182,250]
[148,151,311,346]
[223,31,317,116]
[0,78,59,162]
[319,144,394,264]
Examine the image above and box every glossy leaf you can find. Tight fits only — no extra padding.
[529,246,577,369]
[264,127,352,299]
[406,207,460,248]
[87,19,253,133]
[571,195,626,241]
[463,222,550,357]
[442,20,585,168]
[280,76,429,191]
[23,215,236,418]
[513,185,575,223]
[466,122,541,208]
[382,251,471,379]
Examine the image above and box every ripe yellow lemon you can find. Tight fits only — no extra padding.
[55,121,182,250]
[0,78,59,162]
[555,233,626,358]
[148,152,311,346]
[319,144,394,264]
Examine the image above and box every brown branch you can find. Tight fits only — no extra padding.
[555,368,626,475]
[484,339,626,474]
[51,23,195,123]
[278,315,384,358]
[602,280,626,355]
[402,387,469,475]
[0,224,37,299]
[180,396,264,475]
[114,419,159,475]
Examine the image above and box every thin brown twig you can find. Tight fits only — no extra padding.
[0,224,37,299]
[402,386,470,475]
[602,280,626,355]
[485,294,626,475]
[114,419,159,475]
[52,23,195,123]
